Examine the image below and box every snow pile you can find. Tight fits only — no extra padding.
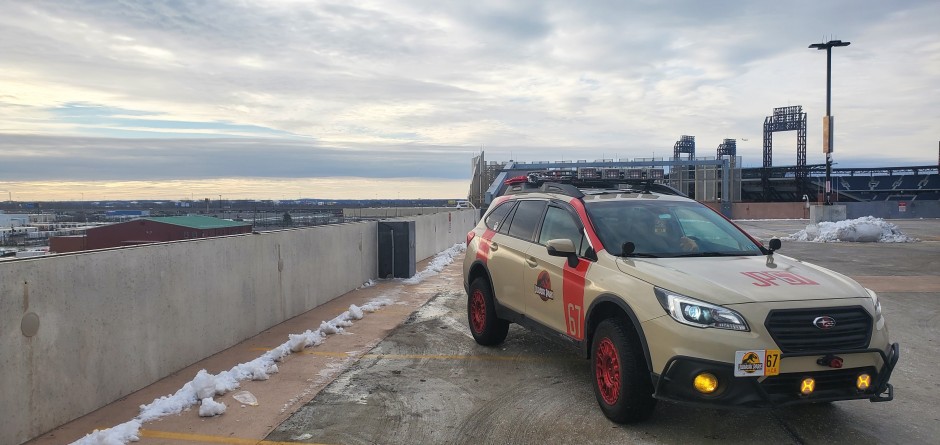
[72,299,391,445]
[198,398,226,417]
[786,216,917,243]
[402,243,466,284]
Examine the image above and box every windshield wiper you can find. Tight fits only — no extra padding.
[621,252,660,258]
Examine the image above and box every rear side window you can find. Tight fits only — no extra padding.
[484,201,513,232]
[506,200,547,242]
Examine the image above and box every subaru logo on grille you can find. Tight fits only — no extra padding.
[813,316,836,330]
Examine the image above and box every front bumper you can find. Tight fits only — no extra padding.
[653,342,899,408]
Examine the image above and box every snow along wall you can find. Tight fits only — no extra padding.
[0,209,478,445]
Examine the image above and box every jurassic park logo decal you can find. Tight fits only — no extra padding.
[534,271,554,301]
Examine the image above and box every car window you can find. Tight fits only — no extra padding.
[506,200,547,242]
[673,207,753,252]
[484,201,514,232]
[586,200,761,256]
[497,203,518,234]
[538,205,587,256]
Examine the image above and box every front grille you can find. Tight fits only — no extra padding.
[760,366,877,398]
[765,306,872,353]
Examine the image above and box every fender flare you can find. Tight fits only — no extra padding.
[465,259,497,297]
[584,294,653,372]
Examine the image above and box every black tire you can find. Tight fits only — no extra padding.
[467,277,509,346]
[591,318,656,423]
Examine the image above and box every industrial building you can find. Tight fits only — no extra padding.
[49,216,252,253]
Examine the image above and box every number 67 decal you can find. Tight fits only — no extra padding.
[567,303,583,339]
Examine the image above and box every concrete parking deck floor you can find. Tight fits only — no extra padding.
[27,219,940,445]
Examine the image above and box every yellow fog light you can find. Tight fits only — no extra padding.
[857,374,872,391]
[693,373,718,394]
[800,377,816,395]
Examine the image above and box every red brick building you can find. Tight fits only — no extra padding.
[50,216,252,253]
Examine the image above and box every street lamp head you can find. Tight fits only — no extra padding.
[809,40,851,50]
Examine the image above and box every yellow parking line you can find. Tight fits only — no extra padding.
[248,348,571,362]
[140,428,332,445]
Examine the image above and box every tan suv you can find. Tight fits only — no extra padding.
[462,177,899,423]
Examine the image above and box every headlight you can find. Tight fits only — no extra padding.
[654,287,749,331]
[866,288,883,317]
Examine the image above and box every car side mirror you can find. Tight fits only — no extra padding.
[768,238,781,252]
[546,239,579,267]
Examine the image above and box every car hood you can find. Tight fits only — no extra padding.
[615,253,868,305]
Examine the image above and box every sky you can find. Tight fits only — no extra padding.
[1,0,938,201]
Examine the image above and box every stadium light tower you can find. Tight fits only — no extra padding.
[809,39,850,205]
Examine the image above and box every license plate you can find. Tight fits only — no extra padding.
[734,349,782,377]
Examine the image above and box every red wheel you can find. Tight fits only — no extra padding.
[595,337,621,405]
[470,289,487,334]
[467,278,509,345]
[591,318,656,423]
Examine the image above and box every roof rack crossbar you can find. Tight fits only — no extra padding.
[500,175,686,199]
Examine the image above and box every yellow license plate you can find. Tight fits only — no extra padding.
[764,349,781,376]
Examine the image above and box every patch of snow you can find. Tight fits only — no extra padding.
[71,419,142,445]
[358,279,376,289]
[785,216,917,243]
[198,397,226,417]
[402,243,466,284]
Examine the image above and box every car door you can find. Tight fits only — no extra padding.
[487,199,547,313]
[523,203,590,336]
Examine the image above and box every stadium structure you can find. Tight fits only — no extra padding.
[468,106,939,209]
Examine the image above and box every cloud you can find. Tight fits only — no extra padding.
[0,0,937,201]
[0,134,474,181]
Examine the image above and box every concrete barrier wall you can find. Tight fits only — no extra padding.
[845,201,940,219]
[1,209,482,445]
[405,210,479,261]
[0,222,378,445]
[718,201,940,220]
[730,202,808,219]
[343,207,460,218]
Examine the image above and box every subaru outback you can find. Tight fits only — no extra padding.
[462,177,898,423]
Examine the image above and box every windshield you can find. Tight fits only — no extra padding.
[585,200,762,257]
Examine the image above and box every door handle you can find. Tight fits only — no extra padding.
[490,242,498,251]
[525,256,538,267]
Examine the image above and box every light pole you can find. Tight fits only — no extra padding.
[809,39,850,205]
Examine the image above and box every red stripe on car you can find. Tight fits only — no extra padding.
[567,198,605,254]
[476,228,496,264]
[563,259,590,340]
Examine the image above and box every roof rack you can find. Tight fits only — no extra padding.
[501,173,687,198]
